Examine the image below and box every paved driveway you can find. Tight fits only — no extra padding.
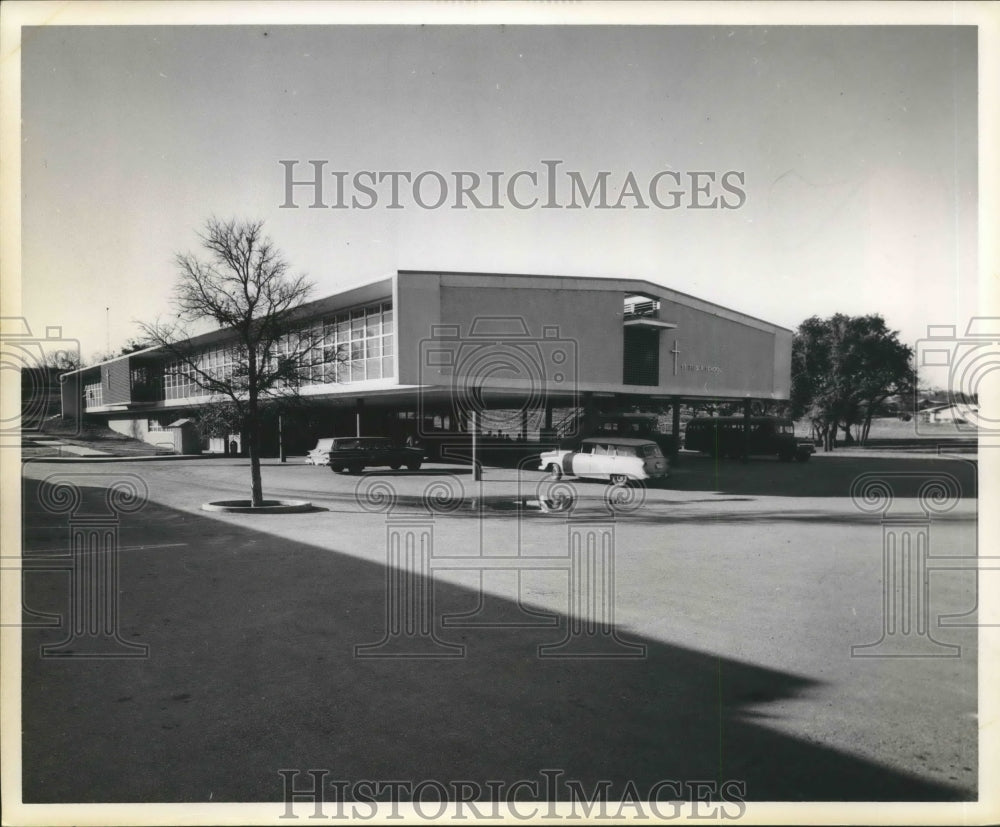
[17,453,979,804]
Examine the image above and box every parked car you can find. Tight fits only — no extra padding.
[305,437,337,466]
[324,437,424,474]
[684,416,814,461]
[539,436,669,485]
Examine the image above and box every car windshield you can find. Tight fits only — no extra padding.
[637,445,663,458]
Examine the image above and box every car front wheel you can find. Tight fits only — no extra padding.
[610,474,628,486]
[547,463,563,480]
[406,460,422,471]
[330,465,345,473]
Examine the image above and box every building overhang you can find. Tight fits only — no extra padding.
[623,318,678,330]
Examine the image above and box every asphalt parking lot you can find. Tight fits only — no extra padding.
[18,452,979,804]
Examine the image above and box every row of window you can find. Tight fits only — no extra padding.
[82,302,395,407]
[163,301,395,400]
[164,343,240,400]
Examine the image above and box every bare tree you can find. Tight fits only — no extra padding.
[88,337,152,366]
[140,218,316,507]
[44,350,82,371]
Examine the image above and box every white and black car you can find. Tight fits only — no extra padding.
[539,436,669,485]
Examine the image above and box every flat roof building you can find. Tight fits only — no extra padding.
[60,270,792,455]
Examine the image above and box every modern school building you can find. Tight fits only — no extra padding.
[59,270,793,456]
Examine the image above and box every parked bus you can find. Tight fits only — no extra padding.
[684,416,814,461]
[589,413,677,455]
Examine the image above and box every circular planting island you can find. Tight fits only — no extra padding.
[201,499,313,514]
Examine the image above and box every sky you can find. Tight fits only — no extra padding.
[17,17,980,379]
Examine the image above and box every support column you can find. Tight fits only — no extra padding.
[541,403,555,443]
[355,398,364,437]
[742,398,752,463]
[471,409,481,482]
[581,391,597,436]
[671,397,681,459]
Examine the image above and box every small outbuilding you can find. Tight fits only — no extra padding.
[165,418,202,455]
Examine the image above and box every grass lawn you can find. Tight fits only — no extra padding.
[794,416,977,445]
[20,416,176,458]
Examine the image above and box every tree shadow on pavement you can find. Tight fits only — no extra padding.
[20,476,974,804]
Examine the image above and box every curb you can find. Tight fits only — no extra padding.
[21,454,217,464]
[201,499,314,514]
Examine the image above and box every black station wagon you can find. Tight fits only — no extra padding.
[324,437,424,474]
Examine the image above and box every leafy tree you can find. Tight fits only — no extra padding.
[140,218,316,506]
[190,401,244,454]
[791,314,913,450]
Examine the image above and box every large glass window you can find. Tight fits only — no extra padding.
[160,299,394,398]
[310,299,394,385]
